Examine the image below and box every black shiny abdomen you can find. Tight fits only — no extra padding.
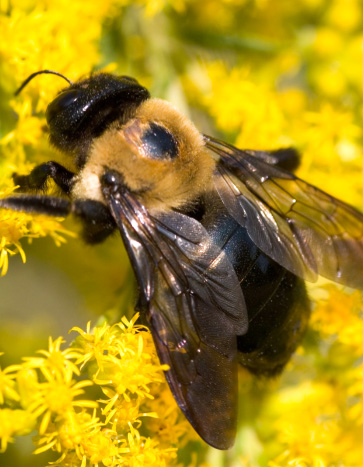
[200,202,310,376]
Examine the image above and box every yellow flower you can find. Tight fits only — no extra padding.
[312,28,344,58]
[0,363,22,404]
[23,336,82,379]
[16,368,41,408]
[71,321,121,372]
[0,318,189,465]
[34,410,104,461]
[26,371,96,434]
[119,424,177,466]
[143,387,194,447]
[326,0,362,32]
[204,62,286,148]
[5,98,44,147]
[310,284,363,351]
[79,429,120,466]
[71,316,170,437]
[266,382,349,466]
[0,409,35,452]
[142,0,186,16]
[0,208,75,275]
[0,186,76,275]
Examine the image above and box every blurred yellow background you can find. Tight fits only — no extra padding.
[1,1,363,466]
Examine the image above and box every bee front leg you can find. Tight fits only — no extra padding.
[0,196,116,244]
[72,200,116,244]
[13,162,76,195]
[0,195,71,217]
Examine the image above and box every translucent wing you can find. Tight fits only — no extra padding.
[205,135,363,290]
[105,186,248,449]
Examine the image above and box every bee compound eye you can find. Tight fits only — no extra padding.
[45,89,82,123]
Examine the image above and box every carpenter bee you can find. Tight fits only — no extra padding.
[1,70,363,450]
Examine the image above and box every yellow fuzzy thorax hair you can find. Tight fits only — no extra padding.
[72,98,216,212]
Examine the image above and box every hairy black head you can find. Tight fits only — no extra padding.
[45,73,150,166]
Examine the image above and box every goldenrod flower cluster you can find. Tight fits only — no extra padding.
[0,315,189,466]
[1,0,363,466]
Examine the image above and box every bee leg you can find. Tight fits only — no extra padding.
[13,162,76,194]
[269,148,301,172]
[0,195,71,217]
[0,196,115,244]
[246,148,301,172]
[72,200,116,244]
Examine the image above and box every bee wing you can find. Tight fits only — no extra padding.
[106,189,248,450]
[205,135,363,290]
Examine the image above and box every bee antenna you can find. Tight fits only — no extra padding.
[15,70,74,96]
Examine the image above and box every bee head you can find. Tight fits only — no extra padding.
[16,71,150,166]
